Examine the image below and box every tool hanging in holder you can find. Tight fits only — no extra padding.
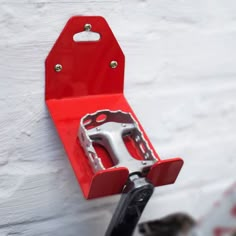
[45,16,184,236]
[79,110,155,235]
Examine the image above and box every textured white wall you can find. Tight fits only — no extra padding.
[1,0,236,235]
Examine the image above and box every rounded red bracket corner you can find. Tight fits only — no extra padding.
[45,15,125,101]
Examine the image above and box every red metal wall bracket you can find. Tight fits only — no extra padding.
[45,16,183,199]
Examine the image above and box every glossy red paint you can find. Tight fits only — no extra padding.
[45,16,183,199]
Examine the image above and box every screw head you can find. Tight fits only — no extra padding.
[110,60,118,69]
[84,23,92,31]
[54,64,62,72]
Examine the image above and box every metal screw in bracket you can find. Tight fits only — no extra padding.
[84,23,92,31]
[110,60,118,69]
[54,64,62,72]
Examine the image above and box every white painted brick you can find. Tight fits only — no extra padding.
[0,1,236,235]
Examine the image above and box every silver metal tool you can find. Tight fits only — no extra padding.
[79,109,157,174]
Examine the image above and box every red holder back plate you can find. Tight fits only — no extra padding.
[45,16,183,199]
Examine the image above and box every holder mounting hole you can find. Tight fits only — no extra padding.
[73,31,100,42]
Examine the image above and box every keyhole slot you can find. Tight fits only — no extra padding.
[73,31,101,42]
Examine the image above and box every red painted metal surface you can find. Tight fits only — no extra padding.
[45,16,183,199]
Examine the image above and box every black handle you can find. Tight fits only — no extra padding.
[105,175,154,236]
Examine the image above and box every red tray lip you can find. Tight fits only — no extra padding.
[45,16,183,199]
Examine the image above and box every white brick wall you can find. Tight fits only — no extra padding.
[1,1,236,235]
